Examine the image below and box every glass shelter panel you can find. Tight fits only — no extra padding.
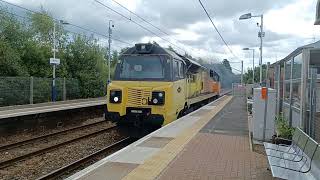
[284,82,290,104]
[292,80,301,108]
[291,53,302,109]
[293,54,302,79]
[285,59,292,80]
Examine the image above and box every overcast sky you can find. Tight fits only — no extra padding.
[2,0,319,72]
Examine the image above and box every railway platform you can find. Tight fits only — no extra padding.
[68,95,272,180]
[0,97,105,119]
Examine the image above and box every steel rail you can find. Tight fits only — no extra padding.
[37,137,133,180]
[0,126,119,169]
[0,121,111,152]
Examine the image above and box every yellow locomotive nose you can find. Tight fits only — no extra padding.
[126,87,152,107]
[105,43,220,128]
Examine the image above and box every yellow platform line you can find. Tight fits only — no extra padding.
[122,96,233,180]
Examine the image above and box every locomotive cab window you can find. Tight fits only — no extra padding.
[173,60,179,79]
[179,61,185,78]
[114,55,172,81]
[173,60,184,80]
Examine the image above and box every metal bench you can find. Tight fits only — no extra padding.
[265,128,308,162]
[263,128,320,180]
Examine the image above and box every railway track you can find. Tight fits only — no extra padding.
[0,125,119,169]
[37,137,134,180]
[0,120,111,152]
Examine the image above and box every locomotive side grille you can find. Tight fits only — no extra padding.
[127,88,151,106]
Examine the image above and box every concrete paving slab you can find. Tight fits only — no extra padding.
[137,136,173,148]
[108,146,160,164]
[153,116,200,138]
[76,162,138,180]
[190,109,211,117]
[200,97,248,136]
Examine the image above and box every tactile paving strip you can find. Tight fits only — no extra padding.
[137,137,174,148]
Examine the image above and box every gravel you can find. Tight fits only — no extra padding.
[0,121,114,163]
[0,117,104,146]
[0,128,125,180]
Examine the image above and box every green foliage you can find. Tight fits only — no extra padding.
[0,8,127,105]
[0,40,28,76]
[243,64,267,84]
[64,35,107,97]
[167,45,174,52]
[276,113,295,139]
[184,52,193,59]
[223,59,232,72]
[0,77,30,106]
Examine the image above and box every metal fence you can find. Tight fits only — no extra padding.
[232,83,246,97]
[0,77,81,107]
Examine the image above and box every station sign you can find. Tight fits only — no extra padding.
[50,58,60,65]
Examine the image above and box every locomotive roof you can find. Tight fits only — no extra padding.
[121,43,183,61]
[121,43,207,71]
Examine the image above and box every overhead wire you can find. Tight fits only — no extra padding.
[1,0,241,66]
[0,0,133,46]
[110,0,178,41]
[109,0,206,57]
[0,8,130,51]
[93,0,187,54]
[198,0,240,60]
[198,0,244,72]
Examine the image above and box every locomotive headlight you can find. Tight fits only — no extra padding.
[153,98,158,104]
[150,91,165,105]
[110,90,122,103]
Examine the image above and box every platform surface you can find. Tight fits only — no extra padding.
[158,97,272,180]
[0,97,105,119]
[68,96,272,180]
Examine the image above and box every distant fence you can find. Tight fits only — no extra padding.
[0,77,81,107]
[232,83,246,97]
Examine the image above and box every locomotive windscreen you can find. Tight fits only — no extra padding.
[114,55,172,81]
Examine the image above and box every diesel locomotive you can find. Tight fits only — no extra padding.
[105,43,220,127]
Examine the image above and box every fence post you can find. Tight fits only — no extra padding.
[63,77,66,101]
[30,76,33,104]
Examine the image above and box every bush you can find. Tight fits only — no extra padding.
[275,113,295,139]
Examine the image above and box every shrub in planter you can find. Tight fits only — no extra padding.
[274,113,295,145]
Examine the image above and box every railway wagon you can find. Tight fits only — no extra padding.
[105,43,220,127]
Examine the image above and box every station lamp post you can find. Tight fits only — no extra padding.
[239,13,264,85]
[51,20,69,102]
[315,0,320,25]
[108,20,115,85]
[242,48,255,84]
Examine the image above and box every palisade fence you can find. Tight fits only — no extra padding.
[0,77,83,107]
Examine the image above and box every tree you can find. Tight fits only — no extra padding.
[0,8,127,102]
[184,52,193,59]
[64,35,106,97]
[222,59,232,72]
[243,65,267,84]
[152,41,159,46]
[0,40,27,76]
[120,47,129,54]
[167,45,175,52]
[197,57,205,64]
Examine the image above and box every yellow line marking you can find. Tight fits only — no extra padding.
[122,96,233,180]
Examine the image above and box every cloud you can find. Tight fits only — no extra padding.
[2,0,318,72]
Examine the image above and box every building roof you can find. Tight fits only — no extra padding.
[271,40,320,66]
